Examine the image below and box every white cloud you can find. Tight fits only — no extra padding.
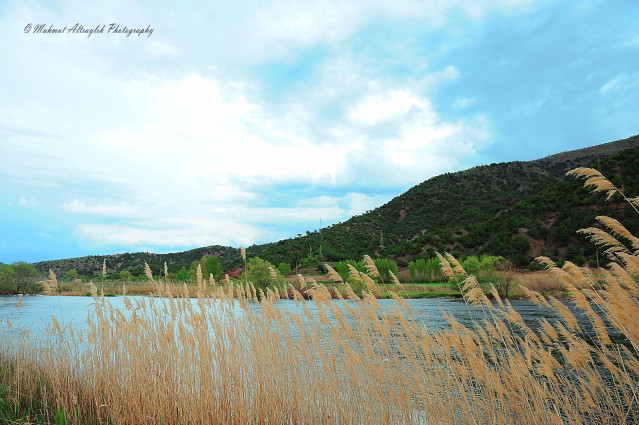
[0,0,506,255]
[63,199,139,216]
[17,197,37,208]
[600,74,639,95]
[453,97,478,109]
[76,219,263,249]
[349,90,432,126]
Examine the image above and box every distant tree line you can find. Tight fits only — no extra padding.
[0,262,41,294]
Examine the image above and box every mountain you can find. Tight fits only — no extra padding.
[251,134,639,268]
[35,245,242,280]
[34,134,639,277]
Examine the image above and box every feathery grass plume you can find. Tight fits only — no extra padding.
[596,216,639,250]
[548,295,582,333]
[86,281,98,298]
[435,252,455,278]
[561,261,591,289]
[445,253,466,276]
[567,276,612,345]
[241,247,246,261]
[268,266,278,282]
[324,264,343,283]
[224,273,231,286]
[164,262,168,279]
[606,263,639,295]
[617,252,639,274]
[296,274,307,291]
[196,264,203,290]
[49,269,58,293]
[164,282,173,299]
[535,256,557,270]
[144,262,154,282]
[567,167,618,200]
[347,264,361,281]
[15,296,24,308]
[388,270,403,288]
[209,273,216,287]
[517,285,551,308]
[122,283,127,296]
[388,291,412,315]
[363,255,380,279]
[102,259,106,279]
[568,166,639,215]
[123,296,133,310]
[488,284,504,307]
[466,286,491,306]
[461,275,480,293]
[39,279,52,295]
[361,273,378,294]
[577,227,629,255]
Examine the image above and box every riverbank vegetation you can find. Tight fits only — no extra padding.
[0,167,638,423]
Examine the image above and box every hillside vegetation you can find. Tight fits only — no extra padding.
[31,134,639,278]
[255,135,639,268]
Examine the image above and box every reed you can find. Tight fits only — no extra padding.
[0,167,637,424]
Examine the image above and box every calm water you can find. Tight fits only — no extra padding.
[0,294,559,339]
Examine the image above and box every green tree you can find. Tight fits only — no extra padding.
[335,260,365,282]
[373,258,398,283]
[187,260,200,281]
[12,262,39,294]
[119,270,132,281]
[277,262,292,277]
[408,257,442,282]
[206,257,223,280]
[65,268,79,282]
[199,255,210,277]
[242,257,277,292]
[0,264,17,294]
[176,267,189,282]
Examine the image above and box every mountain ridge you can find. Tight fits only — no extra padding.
[32,134,639,277]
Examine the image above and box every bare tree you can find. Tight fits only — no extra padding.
[494,259,517,299]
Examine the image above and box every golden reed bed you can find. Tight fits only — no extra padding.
[0,167,637,424]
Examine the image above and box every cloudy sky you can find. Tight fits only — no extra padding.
[1,0,637,263]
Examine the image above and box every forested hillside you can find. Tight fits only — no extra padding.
[33,134,639,277]
[253,135,639,268]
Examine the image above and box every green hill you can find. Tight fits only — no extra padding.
[34,245,242,280]
[34,134,639,277]
[251,134,639,268]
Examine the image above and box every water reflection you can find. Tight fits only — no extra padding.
[0,294,559,338]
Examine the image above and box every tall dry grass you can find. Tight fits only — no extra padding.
[1,167,638,424]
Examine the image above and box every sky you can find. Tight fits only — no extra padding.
[1,0,638,264]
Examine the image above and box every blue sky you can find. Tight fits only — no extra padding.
[1,0,637,263]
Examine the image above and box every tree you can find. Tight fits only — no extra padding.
[176,267,189,282]
[242,257,277,292]
[187,260,200,281]
[12,262,39,294]
[335,260,365,282]
[277,262,292,277]
[199,255,210,277]
[0,264,17,294]
[119,270,132,281]
[207,257,223,280]
[65,268,79,282]
[373,258,398,283]
[494,259,517,299]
